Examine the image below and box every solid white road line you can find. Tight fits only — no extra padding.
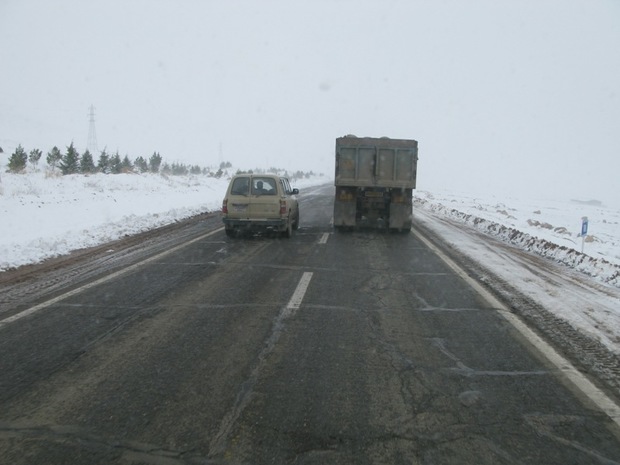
[411,227,620,429]
[318,233,330,244]
[0,228,224,330]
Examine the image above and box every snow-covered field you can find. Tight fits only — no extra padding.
[0,170,326,271]
[413,189,620,288]
[1,170,619,356]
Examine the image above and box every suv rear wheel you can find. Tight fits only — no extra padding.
[293,211,300,230]
[282,216,293,238]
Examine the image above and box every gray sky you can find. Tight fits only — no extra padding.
[1,0,619,202]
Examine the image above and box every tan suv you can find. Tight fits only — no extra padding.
[222,174,300,238]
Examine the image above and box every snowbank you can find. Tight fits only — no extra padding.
[413,190,620,288]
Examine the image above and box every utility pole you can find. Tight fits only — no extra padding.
[87,104,99,155]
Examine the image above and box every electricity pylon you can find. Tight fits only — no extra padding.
[87,105,99,155]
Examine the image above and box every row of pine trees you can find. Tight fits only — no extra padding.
[3,144,320,181]
[5,143,211,176]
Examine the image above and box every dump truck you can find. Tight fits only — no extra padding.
[333,135,418,232]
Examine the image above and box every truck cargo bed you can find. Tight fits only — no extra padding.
[333,135,418,231]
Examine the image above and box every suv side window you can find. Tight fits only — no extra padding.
[231,177,250,195]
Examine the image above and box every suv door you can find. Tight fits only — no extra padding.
[247,176,280,219]
[225,175,251,220]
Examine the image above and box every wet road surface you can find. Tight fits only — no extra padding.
[1,184,619,464]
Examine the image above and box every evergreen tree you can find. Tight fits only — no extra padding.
[59,142,80,175]
[190,165,202,175]
[80,149,96,174]
[97,149,111,173]
[149,152,162,173]
[171,162,188,176]
[134,156,148,173]
[110,152,122,174]
[160,162,172,175]
[47,146,62,170]
[121,155,133,173]
[29,148,42,169]
[8,145,28,173]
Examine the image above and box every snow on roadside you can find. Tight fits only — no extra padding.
[412,202,620,360]
[413,190,620,289]
[0,170,326,271]
[3,171,619,287]
[2,172,620,357]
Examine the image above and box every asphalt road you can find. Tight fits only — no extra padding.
[1,184,619,464]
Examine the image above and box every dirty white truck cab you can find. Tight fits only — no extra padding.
[222,174,300,238]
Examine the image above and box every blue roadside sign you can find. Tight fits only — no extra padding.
[581,217,588,236]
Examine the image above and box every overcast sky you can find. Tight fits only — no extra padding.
[1,0,619,202]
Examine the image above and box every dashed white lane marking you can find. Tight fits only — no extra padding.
[411,227,620,429]
[318,233,330,244]
[209,271,313,456]
[286,271,314,310]
[0,228,223,330]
